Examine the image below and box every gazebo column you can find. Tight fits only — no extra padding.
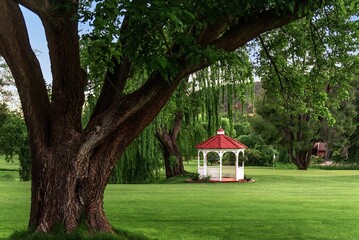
[242,150,245,168]
[203,151,207,176]
[197,151,201,169]
[219,151,224,182]
[239,150,245,180]
[235,151,239,181]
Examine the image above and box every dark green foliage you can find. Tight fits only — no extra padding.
[202,175,211,182]
[190,172,211,182]
[177,122,207,160]
[222,152,236,166]
[0,111,26,161]
[310,164,359,170]
[250,5,359,168]
[0,108,31,180]
[206,152,219,166]
[234,122,251,136]
[109,123,163,184]
[250,97,321,169]
[243,175,251,181]
[243,149,270,166]
[18,137,31,181]
[254,1,358,123]
[237,133,276,166]
[346,79,359,163]
[190,173,200,181]
[168,155,179,167]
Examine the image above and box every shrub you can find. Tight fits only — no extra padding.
[190,173,201,181]
[201,175,211,182]
[190,173,211,182]
[244,175,251,181]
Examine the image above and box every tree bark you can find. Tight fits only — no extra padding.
[156,112,185,178]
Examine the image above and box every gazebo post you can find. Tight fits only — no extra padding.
[235,151,239,181]
[219,151,224,182]
[203,151,207,176]
[197,151,200,169]
[242,152,245,168]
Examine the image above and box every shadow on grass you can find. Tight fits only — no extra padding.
[6,226,153,240]
[154,172,195,184]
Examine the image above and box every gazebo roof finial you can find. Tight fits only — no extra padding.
[217,128,225,135]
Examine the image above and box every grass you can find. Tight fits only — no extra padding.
[0,156,20,182]
[8,227,150,240]
[1,159,359,239]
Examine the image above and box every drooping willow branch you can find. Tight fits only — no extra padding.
[258,35,285,92]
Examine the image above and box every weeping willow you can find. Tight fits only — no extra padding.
[191,50,253,136]
[109,49,254,182]
[109,123,163,183]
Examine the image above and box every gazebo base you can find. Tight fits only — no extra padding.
[186,177,255,183]
[209,177,239,182]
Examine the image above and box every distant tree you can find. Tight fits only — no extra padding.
[0,108,30,179]
[320,97,357,160]
[251,96,321,169]
[0,59,31,180]
[250,2,358,169]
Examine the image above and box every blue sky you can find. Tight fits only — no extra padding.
[22,7,52,83]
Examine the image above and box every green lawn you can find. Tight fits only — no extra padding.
[1,160,359,239]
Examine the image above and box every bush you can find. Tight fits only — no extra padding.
[190,173,201,181]
[244,149,272,166]
[190,173,211,182]
[201,175,211,182]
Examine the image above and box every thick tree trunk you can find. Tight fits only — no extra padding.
[29,157,114,233]
[28,122,143,232]
[161,141,185,178]
[156,112,186,178]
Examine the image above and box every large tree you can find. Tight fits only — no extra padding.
[0,0,349,235]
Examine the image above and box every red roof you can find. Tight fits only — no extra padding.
[196,128,247,150]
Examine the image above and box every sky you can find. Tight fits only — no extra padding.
[21,7,52,84]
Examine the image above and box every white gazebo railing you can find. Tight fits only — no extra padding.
[198,165,244,180]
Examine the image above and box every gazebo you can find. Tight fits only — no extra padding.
[196,128,247,182]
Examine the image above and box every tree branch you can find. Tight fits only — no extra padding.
[40,2,85,135]
[12,0,50,17]
[0,0,50,146]
[197,16,235,47]
[258,35,285,91]
[211,9,303,52]
[90,16,131,121]
[90,56,131,121]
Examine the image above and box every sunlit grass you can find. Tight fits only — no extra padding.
[1,159,359,239]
